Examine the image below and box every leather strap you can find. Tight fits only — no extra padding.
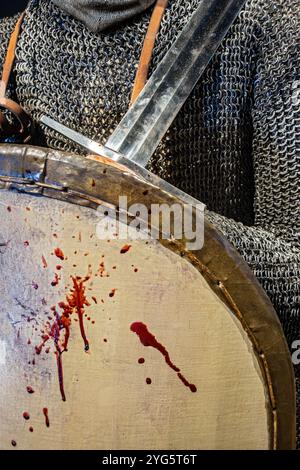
[0,1,168,141]
[0,12,25,99]
[130,0,168,105]
[0,12,33,142]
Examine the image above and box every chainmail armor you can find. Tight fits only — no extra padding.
[0,0,300,445]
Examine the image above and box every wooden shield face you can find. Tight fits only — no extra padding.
[0,145,296,450]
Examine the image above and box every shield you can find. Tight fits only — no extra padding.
[0,144,295,449]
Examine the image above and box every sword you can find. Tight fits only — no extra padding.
[41,0,245,206]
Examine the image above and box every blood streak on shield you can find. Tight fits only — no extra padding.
[130,322,197,393]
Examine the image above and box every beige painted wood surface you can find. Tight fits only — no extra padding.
[0,191,269,449]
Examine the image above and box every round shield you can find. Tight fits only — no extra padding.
[0,144,296,450]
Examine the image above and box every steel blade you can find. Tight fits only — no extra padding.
[39,116,205,210]
[104,0,246,167]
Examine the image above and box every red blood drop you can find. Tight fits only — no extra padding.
[146,378,152,385]
[51,273,59,287]
[43,408,50,427]
[29,427,34,433]
[23,412,30,420]
[26,386,35,394]
[120,244,131,254]
[109,289,116,298]
[11,440,17,447]
[138,358,145,364]
[54,248,65,260]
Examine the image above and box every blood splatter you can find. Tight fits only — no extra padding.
[56,265,62,271]
[56,351,66,402]
[92,296,97,304]
[120,244,131,254]
[24,241,29,247]
[109,289,116,298]
[42,255,48,268]
[43,408,50,428]
[51,273,60,287]
[98,261,109,277]
[146,378,152,385]
[68,276,90,351]
[35,334,50,355]
[26,386,35,394]
[23,412,30,420]
[11,440,17,447]
[130,322,197,393]
[29,427,34,432]
[35,274,91,401]
[54,248,64,260]
[138,358,145,364]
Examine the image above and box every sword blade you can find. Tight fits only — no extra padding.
[41,0,245,171]
[39,116,205,210]
[104,0,246,167]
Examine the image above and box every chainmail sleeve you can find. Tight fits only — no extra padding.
[0,0,299,444]
[0,15,20,103]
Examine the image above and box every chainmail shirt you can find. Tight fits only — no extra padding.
[0,0,299,444]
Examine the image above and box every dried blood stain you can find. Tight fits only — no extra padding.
[109,289,116,298]
[120,244,131,254]
[43,408,50,427]
[35,275,91,401]
[51,273,60,287]
[54,248,64,260]
[130,322,197,393]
